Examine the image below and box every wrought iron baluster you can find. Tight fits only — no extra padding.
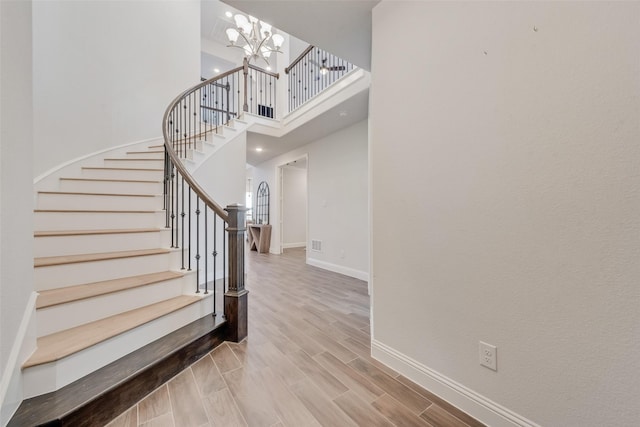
[204,206,208,294]
[195,197,200,293]
[180,176,185,268]
[170,165,176,248]
[213,212,217,316]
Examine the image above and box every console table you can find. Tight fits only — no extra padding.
[247,224,272,253]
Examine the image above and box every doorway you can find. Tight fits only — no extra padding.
[278,156,308,254]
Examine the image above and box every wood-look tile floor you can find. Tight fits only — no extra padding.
[107,248,484,427]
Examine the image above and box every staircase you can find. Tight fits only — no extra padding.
[8,143,229,426]
[9,46,360,425]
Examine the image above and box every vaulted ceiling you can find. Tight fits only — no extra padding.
[222,0,379,71]
[205,0,379,164]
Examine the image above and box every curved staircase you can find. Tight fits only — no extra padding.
[9,143,228,426]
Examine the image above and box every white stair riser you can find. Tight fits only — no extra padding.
[104,159,165,169]
[34,251,180,290]
[81,168,163,181]
[23,294,213,399]
[167,141,203,153]
[37,193,163,211]
[36,276,187,336]
[186,149,205,162]
[34,229,170,258]
[59,179,163,195]
[34,211,166,231]
[125,152,164,159]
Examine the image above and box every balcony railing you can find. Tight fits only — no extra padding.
[285,45,355,112]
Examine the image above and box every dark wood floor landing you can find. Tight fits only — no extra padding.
[8,314,226,427]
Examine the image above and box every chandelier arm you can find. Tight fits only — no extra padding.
[236,31,253,48]
[255,36,269,53]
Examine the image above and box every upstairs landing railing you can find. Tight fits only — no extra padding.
[285,45,355,112]
[162,58,277,341]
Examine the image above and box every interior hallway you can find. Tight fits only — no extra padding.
[107,248,484,427]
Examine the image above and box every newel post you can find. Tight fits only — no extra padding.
[242,57,249,113]
[224,204,248,342]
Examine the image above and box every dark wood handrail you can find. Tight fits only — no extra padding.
[285,45,314,74]
[161,71,245,222]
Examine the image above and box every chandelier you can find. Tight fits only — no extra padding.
[226,14,284,65]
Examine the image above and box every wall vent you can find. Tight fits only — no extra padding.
[311,240,322,252]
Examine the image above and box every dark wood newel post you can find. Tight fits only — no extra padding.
[224,204,248,342]
[242,57,249,113]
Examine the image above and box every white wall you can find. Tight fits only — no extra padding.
[282,166,306,247]
[371,2,640,427]
[33,0,200,178]
[192,132,246,282]
[0,1,36,423]
[250,119,369,280]
[193,133,247,210]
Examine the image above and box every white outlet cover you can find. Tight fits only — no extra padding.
[479,341,497,371]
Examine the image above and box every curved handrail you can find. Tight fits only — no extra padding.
[162,68,243,222]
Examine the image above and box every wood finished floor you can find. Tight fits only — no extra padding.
[107,248,484,427]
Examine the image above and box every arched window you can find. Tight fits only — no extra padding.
[255,181,270,225]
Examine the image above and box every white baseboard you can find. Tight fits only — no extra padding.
[371,340,540,427]
[306,258,369,281]
[1,291,37,425]
[282,242,306,249]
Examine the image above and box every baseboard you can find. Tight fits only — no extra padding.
[282,242,306,249]
[371,340,540,427]
[0,291,37,426]
[306,258,369,281]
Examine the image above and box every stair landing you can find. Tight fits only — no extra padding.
[9,314,226,427]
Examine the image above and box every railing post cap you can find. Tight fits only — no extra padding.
[225,203,247,211]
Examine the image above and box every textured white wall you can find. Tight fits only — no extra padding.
[32,0,200,177]
[0,1,35,423]
[371,2,640,426]
[282,166,307,246]
[250,119,369,279]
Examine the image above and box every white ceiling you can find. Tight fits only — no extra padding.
[246,89,369,165]
[202,0,377,166]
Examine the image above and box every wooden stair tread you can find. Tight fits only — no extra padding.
[35,248,170,267]
[60,177,162,183]
[126,150,164,154]
[24,295,203,368]
[82,167,163,171]
[9,315,226,427]
[104,158,163,161]
[38,191,157,197]
[37,271,184,309]
[34,209,159,213]
[35,228,163,237]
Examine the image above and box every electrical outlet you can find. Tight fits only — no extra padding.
[479,341,497,371]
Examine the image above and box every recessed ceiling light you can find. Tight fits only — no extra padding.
[256,147,263,152]
[266,66,272,71]
[213,68,220,73]
[225,11,233,18]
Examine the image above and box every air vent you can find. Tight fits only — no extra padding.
[311,240,322,252]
